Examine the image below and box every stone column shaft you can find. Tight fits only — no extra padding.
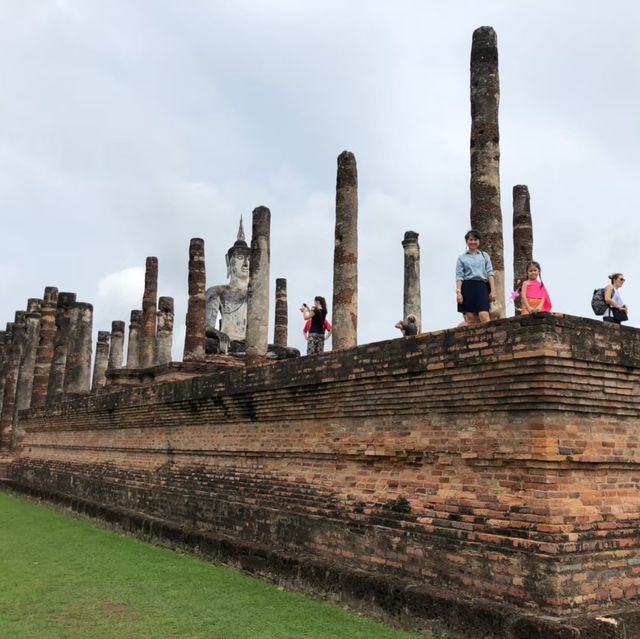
[157,296,174,365]
[92,331,110,389]
[108,321,125,370]
[183,239,206,362]
[31,287,58,409]
[332,151,358,349]
[0,330,7,418]
[16,299,42,411]
[470,26,505,316]
[513,185,534,315]
[139,257,158,368]
[0,314,25,450]
[274,278,288,348]
[47,292,77,405]
[126,310,142,368]
[64,302,93,395]
[245,207,271,358]
[402,231,422,330]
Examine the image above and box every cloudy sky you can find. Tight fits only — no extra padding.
[2,1,639,360]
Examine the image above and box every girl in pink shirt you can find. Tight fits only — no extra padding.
[521,261,552,315]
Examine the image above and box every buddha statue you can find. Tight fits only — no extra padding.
[205,219,251,353]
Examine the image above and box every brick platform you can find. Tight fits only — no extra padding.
[6,313,640,637]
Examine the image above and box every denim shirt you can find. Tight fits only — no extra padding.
[456,251,494,281]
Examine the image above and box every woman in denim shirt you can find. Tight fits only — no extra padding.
[455,229,496,325]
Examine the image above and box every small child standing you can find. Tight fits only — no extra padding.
[521,261,552,315]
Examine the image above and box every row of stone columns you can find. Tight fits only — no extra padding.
[0,288,97,450]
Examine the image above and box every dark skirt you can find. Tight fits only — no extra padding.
[458,279,490,314]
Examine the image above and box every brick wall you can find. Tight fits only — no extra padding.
[9,313,640,618]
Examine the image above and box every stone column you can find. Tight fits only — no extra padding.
[126,310,142,368]
[139,257,158,368]
[64,302,93,395]
[157,296,174,365]
[92,331,110,389]
[470,26,505,316]
[245,207,271,358]
[47,292,77,405]
[16,298,43,411]
[513,185,533,315]
[108,321,125,370]
[402,231,422,330]
[31,287,59,409]
[273,278,288,348]
[0,314,25,451]
[0,330,7,418]
[332,150,358,350]
[183,239,206,362]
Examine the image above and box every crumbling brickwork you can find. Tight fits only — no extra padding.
[8,314,640,631]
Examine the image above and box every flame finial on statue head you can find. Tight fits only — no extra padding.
[237,215,245,244]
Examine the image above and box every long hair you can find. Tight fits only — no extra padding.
[314,296,327,317]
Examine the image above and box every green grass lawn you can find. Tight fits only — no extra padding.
[0,491,436,639]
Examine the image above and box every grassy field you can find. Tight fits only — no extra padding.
[0,491,437,639]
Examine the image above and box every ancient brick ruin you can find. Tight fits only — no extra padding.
[1,26,638,639]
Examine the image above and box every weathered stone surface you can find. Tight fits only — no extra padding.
[11,314,640,636]
[126,310,142,369]
[139,257,158,369]
[0,330,7,418]
[0,313,25,450]
[401,231,421,330]
[156,297,174,365]
[513,184,534,315]
[15,299,42,411]
[108,321,125,370]
[332,150,358,349]
[245,207,271,359]
[470,26,505,316]
[183,239,206,362]
[64,302,93,396]
[30,287,58,409]
[274,278,288,348]
[92,331,110,389]
[205,220,251,353]
[46,292,77,405]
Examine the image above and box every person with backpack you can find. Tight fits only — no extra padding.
[455,229,496,325]
[520,261,552,315]
[603,273,628,324]
[395,314,418,336]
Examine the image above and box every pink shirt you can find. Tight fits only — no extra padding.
[524,280,552,311]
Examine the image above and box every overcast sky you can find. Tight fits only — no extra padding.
[2,1,640,360]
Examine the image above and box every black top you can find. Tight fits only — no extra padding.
[310,309,327,334]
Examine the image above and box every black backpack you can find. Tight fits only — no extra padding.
[591,288,608,316]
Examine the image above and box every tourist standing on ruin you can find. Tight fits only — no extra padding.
[301,296,331,355]
[520,261,552,315]
[604,273,628,324]
[455,230,496,325]
[395,314,418,336]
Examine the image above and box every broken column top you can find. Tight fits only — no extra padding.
[111,321,125,334]
[158,296,174,312]
[402,231,419,246]
[43,286,59,303]
[58,292,77,306]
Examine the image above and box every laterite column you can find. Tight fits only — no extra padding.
[274,278,288,348]
[31,287,58,408]
[470,26,505,316]
[332,151,358,349]
[245,207,271,359]
[183,239,206,362]
[157,296,174,365]
[139,257,158,368]
[402,231,422,330]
